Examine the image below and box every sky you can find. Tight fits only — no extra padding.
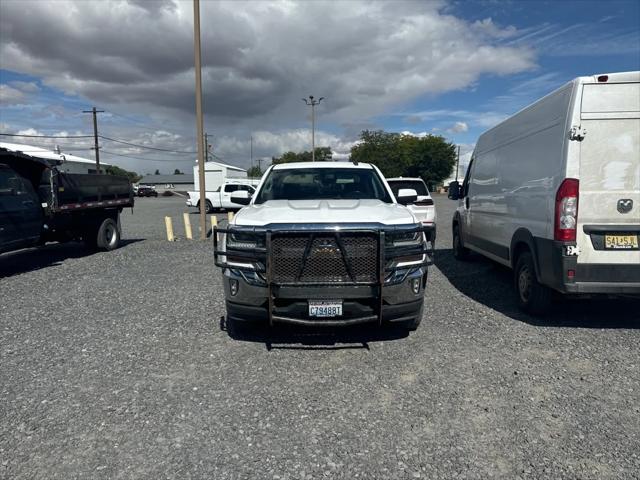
[1,0,639,177]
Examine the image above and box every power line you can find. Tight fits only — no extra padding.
[0,132,93,139]
[101,149,194,163]
[2,132,196,154]
[1,131,237,166]
[99,135,197,154]
[103,109,188,135]
[55,147,94,152]
[104,110,163,131]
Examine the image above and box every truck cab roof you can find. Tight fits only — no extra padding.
[272,161,373,170]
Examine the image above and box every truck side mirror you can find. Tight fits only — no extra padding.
[396,188,418,205]
[230,190,251,206]
[448,181,461,200]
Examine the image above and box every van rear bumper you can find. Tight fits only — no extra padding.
[535,238,640,295]
[564,281,640,294]
[565,263,640,294]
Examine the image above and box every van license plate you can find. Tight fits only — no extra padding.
[309,300,342,317]
[605,235,639,249]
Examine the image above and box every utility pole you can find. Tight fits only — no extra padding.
[204,132,210,161]
[83,106,104,173]
[257,157,262,174]
[302,95,324,161]
[455,145,460,181]
[193,0,206,240]
[250,135,253,172]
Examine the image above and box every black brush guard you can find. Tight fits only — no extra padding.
[214,224,434,326]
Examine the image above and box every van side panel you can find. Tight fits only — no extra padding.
[469,84,573,261]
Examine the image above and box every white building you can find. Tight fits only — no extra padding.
[0,142,111,174]
[193,161,247,192]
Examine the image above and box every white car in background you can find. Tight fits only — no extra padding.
[387,177,437,244]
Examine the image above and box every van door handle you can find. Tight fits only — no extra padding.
[22,200,35,206]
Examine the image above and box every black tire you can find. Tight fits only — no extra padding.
[452,224,471,260]
[205,200,214,214]
[95,217,120,251]
[226,316,258,340]
[515,251,552,314]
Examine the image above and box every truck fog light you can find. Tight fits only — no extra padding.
[229,279,239,296]
[411,278,420,294]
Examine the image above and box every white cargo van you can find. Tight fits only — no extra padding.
[448,72,639,313]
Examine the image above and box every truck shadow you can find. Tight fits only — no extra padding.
[0,239,144,278]
[221,317,410,350]
[434,248,640,329]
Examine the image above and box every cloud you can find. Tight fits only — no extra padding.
[471,18,518,39]
[215,129,358,161]
[506,19,640,57]
[0,84,27,105]
[398,108,508,131]
[0,0,536,127]
[447,121,468,133]
[8,81,40,93]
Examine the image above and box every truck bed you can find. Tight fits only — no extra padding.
[52,172,133,212]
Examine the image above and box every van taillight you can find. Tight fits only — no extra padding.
[555,178,579,242]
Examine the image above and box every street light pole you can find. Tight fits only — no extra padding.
[302,95,324,161]
[193,0,206,240]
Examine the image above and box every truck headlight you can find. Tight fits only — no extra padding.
[387,231,422,247]
[227,232,259,249]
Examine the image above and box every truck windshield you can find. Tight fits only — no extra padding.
[253,167,393,204]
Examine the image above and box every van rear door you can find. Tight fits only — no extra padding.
[577,80,640,266]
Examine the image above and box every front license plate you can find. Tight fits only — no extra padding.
[308,300,343,317]
[605,234,639,249]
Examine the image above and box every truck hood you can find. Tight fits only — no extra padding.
[233,199,417,226]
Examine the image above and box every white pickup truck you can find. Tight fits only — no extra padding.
[214,161,434,332]
[186,179,260,213]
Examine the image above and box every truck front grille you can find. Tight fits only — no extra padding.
[271,234,378,283]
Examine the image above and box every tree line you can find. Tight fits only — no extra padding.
[350,130,456,189]
[251,130,456,188]
[107,130,457,188]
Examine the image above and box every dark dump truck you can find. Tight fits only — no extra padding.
[0,147,133,255]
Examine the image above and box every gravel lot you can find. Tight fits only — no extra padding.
[1,195,639,479]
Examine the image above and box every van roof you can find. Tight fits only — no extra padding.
[578,71,640,84]
[476,71,639,143]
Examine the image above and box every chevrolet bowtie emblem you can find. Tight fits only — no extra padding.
[617,199,633,214]
[315,240,339,255]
